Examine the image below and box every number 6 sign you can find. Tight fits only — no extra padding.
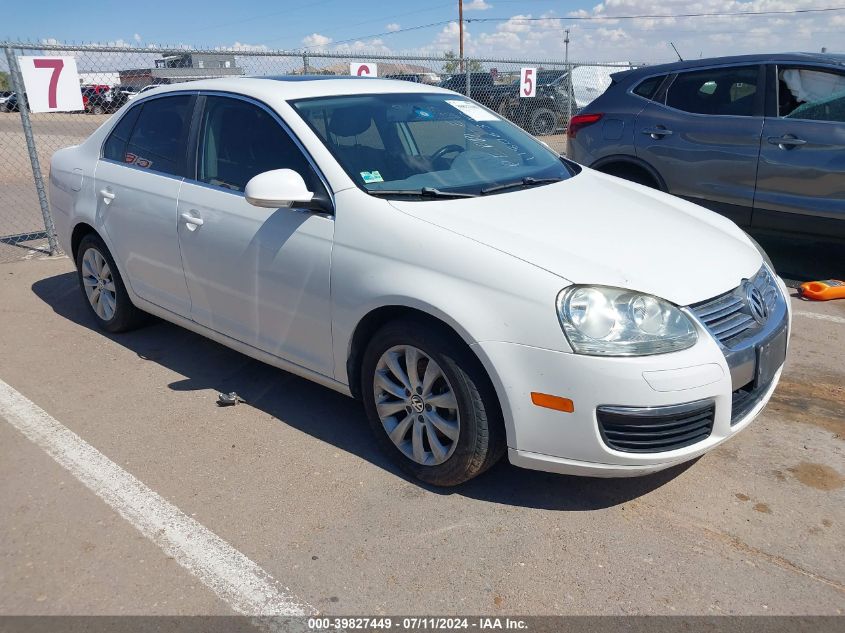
[350,62,377,77]
[520,67,536,98]
[17,56,84,113]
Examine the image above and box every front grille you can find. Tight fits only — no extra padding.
[690,267,779,348]
[596,401,715,453]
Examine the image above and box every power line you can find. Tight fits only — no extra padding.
[466,6,845,24]
[302,20,455,49]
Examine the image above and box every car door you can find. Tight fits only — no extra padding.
[95,93,194,316]
[176,94,335,376]
[634,64,765,225]
[753,63,845,238]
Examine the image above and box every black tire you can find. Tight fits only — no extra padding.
[75,233,146,333]
[529,108,557,136]
[361,318,506,486]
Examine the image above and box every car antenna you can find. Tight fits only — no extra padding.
[669,42,683,61]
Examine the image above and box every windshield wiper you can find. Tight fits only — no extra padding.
[480,177,563,195]
[367,187,478,199]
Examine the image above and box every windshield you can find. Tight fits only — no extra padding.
[291,93,574,197]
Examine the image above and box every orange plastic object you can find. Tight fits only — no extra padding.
[798,279,845,301]
[530,392,575,413]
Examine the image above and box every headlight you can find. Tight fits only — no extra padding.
[556,286,698,356]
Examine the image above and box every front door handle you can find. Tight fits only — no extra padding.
[100,189,115,204]
[642,127,673,139]
[768,135,806,149]
[180,212,204,231]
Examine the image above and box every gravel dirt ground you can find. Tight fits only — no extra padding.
[0,248,842,617]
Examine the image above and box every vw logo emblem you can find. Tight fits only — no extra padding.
[745,283,768,324]
[410,394,425,413]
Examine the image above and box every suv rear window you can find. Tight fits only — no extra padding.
[633,75,666,101]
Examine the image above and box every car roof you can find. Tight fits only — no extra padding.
[612,52,845,83]
[139,75,453,105]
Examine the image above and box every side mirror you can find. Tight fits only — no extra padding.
[245,169,314,209]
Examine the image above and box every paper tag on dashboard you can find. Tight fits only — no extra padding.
[445,100,499,121]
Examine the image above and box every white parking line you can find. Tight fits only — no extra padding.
[0,378,316,619]
[794,310,845,325]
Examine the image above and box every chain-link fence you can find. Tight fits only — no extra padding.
[0,40,639,262]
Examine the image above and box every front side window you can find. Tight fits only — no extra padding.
[292,93,573,197]
[778,66,845,122]
[122,95,192,176]
[666,66,759,116]
[197,96,318,193]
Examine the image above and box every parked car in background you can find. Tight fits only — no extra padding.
[439,72,514,114]
[0,91,24,112]
[50,76,789,486]
[502,69,573,136]
[81,85,116,114]
[385,73,441,85]
[0,91,13,111]
[568,53,845,239]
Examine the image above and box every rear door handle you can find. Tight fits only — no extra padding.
[180,212,204,230]
[642,128,673,139]
[100,189,115,204]
[768,135,806,148]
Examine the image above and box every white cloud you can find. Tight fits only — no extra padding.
[302,33,333,49]
[386,23,401,32]
[228,42,270,52]
[411,0,843,62]
[464,0,493,11]
[133,33,142,43]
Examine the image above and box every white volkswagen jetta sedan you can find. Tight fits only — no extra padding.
[49,76,791,485]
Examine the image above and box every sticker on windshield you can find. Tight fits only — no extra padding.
[360,170,384,183]
[445,99,499,121]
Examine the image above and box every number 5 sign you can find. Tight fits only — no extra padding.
[520,67,536,98]
[17,56,84,113]
[350,62,377,77]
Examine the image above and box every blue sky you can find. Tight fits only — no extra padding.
[5,1,844,62]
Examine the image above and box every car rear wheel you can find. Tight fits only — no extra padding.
[361,319,505,486]
[529,108,557,136]
[76,233,146,333]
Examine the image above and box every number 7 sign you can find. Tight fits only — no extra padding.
[17,56,84,113]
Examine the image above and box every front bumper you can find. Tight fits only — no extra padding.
[472,275,791,477]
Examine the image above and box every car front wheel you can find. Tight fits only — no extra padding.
[75,233,146,332]
[361,320,505,486]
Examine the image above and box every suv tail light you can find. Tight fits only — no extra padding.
[567,113,603,138]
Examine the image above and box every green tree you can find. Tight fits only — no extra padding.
[0,71,10,91]
[442,51,483,74]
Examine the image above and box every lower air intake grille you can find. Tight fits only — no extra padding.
[597,400,715,453]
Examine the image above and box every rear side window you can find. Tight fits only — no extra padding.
[197,96,318,193]
[103,105,141,161]
[123,95,192,176]
[666,66,759,116]
[633,75,666,101]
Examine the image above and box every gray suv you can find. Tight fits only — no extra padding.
[568,53,845,239]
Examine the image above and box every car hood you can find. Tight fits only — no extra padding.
[388,169,762,306]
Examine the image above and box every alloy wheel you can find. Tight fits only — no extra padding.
[81,247,117,321]
[373,345,461,466]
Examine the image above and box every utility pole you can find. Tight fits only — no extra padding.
[564,28,573,130]
[458,0,464,72]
